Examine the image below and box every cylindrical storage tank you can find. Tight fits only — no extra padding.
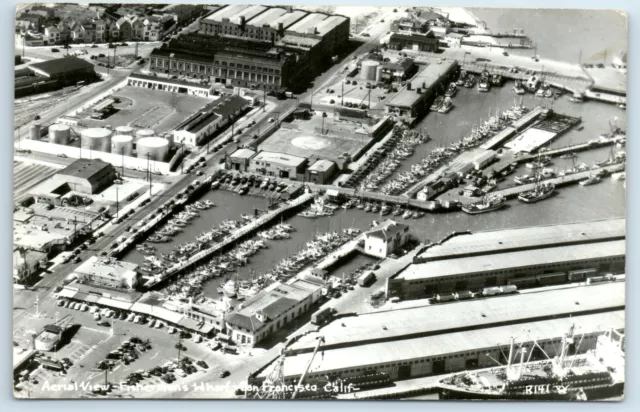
[81,127,113,153]
[48,123,71,145]
[29,124,41,140]
[162,132,174,147]
[360,60,379,81]
[375,65,383,82]
[134,128,155,145]
[137,137,169,162]
[111,135,134,156]
[115,125,134,136]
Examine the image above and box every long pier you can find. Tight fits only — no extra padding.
[518,137,624,161]
[143,192,314,288]
[454,163,625,205]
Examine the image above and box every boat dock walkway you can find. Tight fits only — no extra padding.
[518,137,623,161]
[449,163,625,205]
[143,192,314,288]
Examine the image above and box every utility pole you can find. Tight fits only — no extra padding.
[22,35,25,58]
[73,216,77,240]
[121,147,125,177]
[263,84,266,112]
[146,153,151,182]
[134,41,138,59]
[341,80,344,106]
[177,334,182,363]
[113,46,117,70]
[115,188,119,218]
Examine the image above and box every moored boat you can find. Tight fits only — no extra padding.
[461,194,507,214]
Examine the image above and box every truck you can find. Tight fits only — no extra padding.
[482,286,502,296]
[499,285,518,294]
[435,293,456,303]
[310,307,334,326]
[358,271,376,287]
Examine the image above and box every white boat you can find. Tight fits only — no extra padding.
[223,279,237,298]
[611,171,626,181]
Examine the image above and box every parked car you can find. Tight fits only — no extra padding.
[51,48,60,52]
[219,370,230,378]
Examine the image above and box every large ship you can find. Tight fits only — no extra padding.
[461,194,507,214]
[438,328,625,401]
[518,181,555,203]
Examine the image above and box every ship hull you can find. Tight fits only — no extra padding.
[461,203,506,214]
[438,382,624,401]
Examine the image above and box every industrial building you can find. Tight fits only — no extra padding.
[73,256,139,290]
[13,247,48,284]
[224,275,326,347]
[127,73,214,98]
[259,311,624,385]
[249,151,308,179]
[363,220,410,258]
[378,58,417,83]
[304,159,338,184]
[254,283,624,385]
[150,4,349,91]
[15,56,96,97]
[173,95,250,147]
[227,148,257,171]
[388,240,625,300]
[385,59,459,123]
[387,33,440,52]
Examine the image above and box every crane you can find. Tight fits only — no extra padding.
[291,336,325,399]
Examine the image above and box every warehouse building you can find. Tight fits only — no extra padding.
[249,151,308,179]
[256,310,624,385]
[225,275,326,347]
[227,148,257,171]
[385,59,459,123]
[127,73,213,98]
[54,159,117,195]
[304,159,338,184]
[28,56,95,80]
[388,32,440,52]
[74,256,139,290]
[173,95,249,147]
[388,240,625,300]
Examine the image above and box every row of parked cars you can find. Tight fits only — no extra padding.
[216,173,289,192]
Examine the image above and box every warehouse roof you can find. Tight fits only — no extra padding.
[202,4,248,23]
[253,151,307,168]
[232,5,268,24]
[417,218,626,262]
[287,12,328,35]
[129,73,210,90]
[247,7,287,27]
[230,148,257,160]
[398,240,626,281]
[74,256,138,279]
[314,15,348,36]
[307,159,335,173]
[386,60,458,109]
[270,10,307,30]
[29,56,94,77]
[272,311,625,378]
[57,159,114,182]
[290,281,626,352]
[211,95,249,118]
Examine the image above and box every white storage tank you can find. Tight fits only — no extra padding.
[81,127,113,153]
[112,135,134,156]
[29,124,41,140]
[48,123,71,145]
[115,125,134,136]
[135,128,155,143]
[360,60,379,81]
[137,137,169,161]
[161,132,174,147]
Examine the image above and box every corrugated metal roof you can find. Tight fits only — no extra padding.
[400,240,625,281]
[287,12,328,34]
[270,311,625,378]
[418,218,626,262]
[202,4,248,23]
[247,7,286,27]
[270,10,307,30]
[290,282,626,351]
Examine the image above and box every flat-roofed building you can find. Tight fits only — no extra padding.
[28,56,95,80]
[74,256,139,290]
[54,159,117,195]
[388,32,440,52]
[385,59,459,123]
[225,276,326,346]
[305,159,337,184]
[173,95,249,147]
[388,240,626,300]
[415,218,626,263]
[249,150,308,180]
[227,148,257,171]
[255,311,624,386]
[290,282,626,353]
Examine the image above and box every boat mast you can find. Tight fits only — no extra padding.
[518,347,528,379]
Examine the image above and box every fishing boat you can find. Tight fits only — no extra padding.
[477,76,491,92]
[371,203,380,213]
[518,180,555,203]
[437,327,625,401]
[514,174,537,185]
[513,79,526,95]
[445,82,458,97]
[438,97,453,114]
[356,200,365,209]
[569,92,585,103]
[298,210,317,218]
[560,152,577,159]
[611,171,626,181]
[491,73,503,86]
[526,155,551,169]
[461,194,507,215]
[402,209,412,219]
[391,205,403,216]
[223,279,237,298]
[579,174,602,186]
[430,95,445,111]
[380,204,391,215]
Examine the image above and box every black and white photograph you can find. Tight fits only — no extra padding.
[11,2,626,401]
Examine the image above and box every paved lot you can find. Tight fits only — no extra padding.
[82,86,213,134]
[13,161,60,203]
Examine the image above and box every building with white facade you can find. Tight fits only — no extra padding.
[74,256,139,290]
[363,220,410,258]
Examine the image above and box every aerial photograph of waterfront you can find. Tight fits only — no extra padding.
[12,3,626,401]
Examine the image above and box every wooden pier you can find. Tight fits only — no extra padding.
[518,137,624,161]
[143,192,314,288]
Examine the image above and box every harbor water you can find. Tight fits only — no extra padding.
[123,82,625,300]
[468,8,627,64]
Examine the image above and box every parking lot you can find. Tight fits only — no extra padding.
[19,299,250,398]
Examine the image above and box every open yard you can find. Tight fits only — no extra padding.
[80,86,212,134]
